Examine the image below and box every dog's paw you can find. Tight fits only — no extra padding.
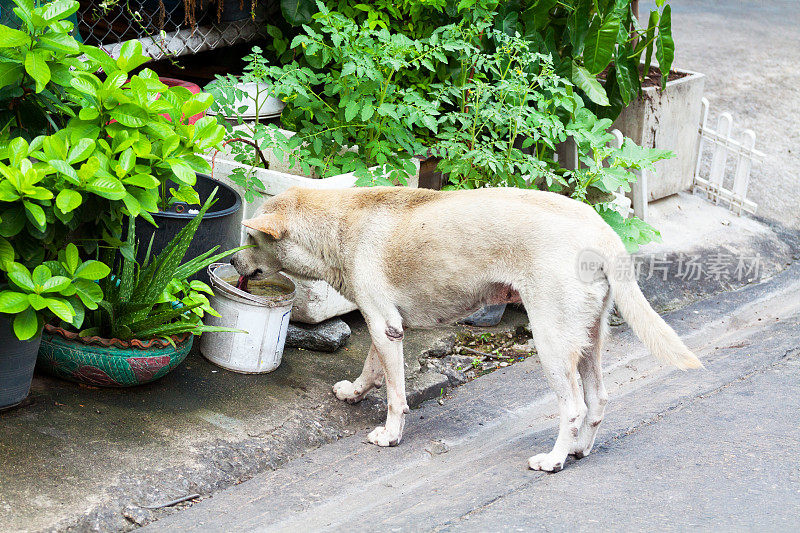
[367,426,401,447]
[528,453,565,472]
[569,445,591,459]
[333,380,364,404]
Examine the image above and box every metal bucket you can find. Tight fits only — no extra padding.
[200,263,295,373]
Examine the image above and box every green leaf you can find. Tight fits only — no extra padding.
[167,158,196,185]
[181,92,213,120]
[73,279,103,310]
[583,15,620,75]
[0,291,29,313]
[32,264,51,287]
[13,307,39,340]
[110,105,146,127]
[24,50,50,93]
[33,0,79,24]
[642,11,658,83]
[23,201,46,228]
[344,99,359,122]
[0,236,13,267]
[571,62,609,106]
[85,176,126,200]
[0,26,29,48]
[280,0,315,26]
[38,32,80,54]
[655,5,674,89]
[74,260,111,280]
[0,62,23,90]
[64,243,80,275]
[116,40,150,73]
[45,297,74,322]
[55,189,82,213]
[67,138,95,164]
[42,276,71,293]
[49,159,80,185]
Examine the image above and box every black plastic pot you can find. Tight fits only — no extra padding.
[0,315,42,410]
[135,174,243,285]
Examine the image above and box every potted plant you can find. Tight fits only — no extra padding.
[37,193,245,386]
[511,0,703,201]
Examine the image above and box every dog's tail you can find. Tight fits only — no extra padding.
[602,247,703,370]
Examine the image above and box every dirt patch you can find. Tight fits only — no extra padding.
[640,65,688,88]
[599,65,688,89]
[421,326,536,386]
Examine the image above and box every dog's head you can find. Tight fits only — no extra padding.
[231,194,289,280]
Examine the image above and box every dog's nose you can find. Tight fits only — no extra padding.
[229,254,237,266]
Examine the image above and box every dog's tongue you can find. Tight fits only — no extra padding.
[236,275,249,291]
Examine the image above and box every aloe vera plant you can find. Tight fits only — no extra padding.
[79,189,247,341]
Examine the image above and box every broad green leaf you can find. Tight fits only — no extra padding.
[74,259,111,280]
[24,50,50,93]
[8,264,35,291]
[71,76,98,96]
[49,159,81,185]
[85,176,126,200]
[0,62,23,90]
[45,297,74,321]
[65,243,80,274]
[0,26,29,47]
[42,276,71,293]
[67,138,95,164]
[571,62,609,106]
[110,104,147,127]
[73,279,103,309]
[55,189,82,213]
[13,307,38,340]
[167,158,196,185]
[0,236,13,267]
[33,0,79,24]
[37,32,79,54]
[78,108,100,121]
[181,92,213,120]
[32,264,51,287]
[23,201,46,228]
[116,40,150,73]
[0,291,29,313]
[583,15,620,75]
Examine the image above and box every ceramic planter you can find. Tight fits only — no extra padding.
[611,68,706,201]
[0,315,42,409]
[205,130,420,323]
[37,326,193,387]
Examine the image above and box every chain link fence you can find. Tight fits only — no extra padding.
[76,0,272,61]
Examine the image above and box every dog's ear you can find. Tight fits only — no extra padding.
[242,213,286,240]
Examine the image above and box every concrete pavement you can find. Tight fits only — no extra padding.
[144,260,800,532]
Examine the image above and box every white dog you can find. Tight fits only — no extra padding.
[231,186,701,472]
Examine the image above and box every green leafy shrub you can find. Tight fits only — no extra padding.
[0,0,88,139]
[210,4,473,190]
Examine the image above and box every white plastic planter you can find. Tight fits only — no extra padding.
[204,128,419,323]
[200,263,295,374]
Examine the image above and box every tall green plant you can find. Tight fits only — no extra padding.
[79,190,247,341]
[508,0,675,119]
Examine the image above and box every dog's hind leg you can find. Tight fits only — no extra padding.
[571,296,612,458]
[333,343,384,404]
[522,294,588,472]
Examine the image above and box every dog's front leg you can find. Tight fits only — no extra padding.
[364,317,409,447]
[333,343,384,404]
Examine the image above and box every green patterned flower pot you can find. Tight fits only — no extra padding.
[37,326,193,387]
